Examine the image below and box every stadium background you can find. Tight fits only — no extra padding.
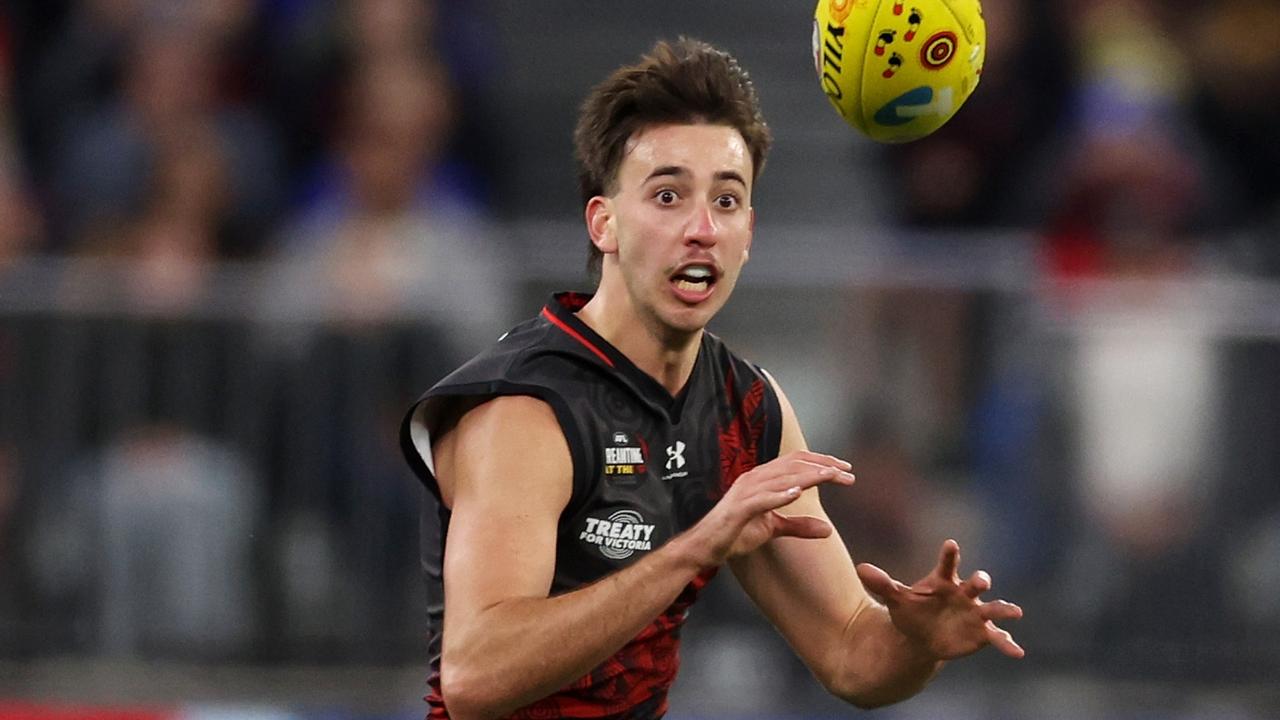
[1,0,1279,718]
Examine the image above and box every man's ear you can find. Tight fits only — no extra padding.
[585,196,618,254]
[744,206,755,262]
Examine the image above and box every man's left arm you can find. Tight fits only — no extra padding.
[729,375,1024,709]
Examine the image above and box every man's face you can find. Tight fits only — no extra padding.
[593,122,755,336]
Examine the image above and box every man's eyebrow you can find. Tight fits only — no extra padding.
[642,166,748,187]
[715,170,747,187]
[643,165,688,183]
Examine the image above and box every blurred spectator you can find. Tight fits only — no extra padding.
[1183,0,1280,230]
[11,309,271,657]
[841,0,1071,503]
[260,0,499,206]
[1037,0,1232,266]
[267,52,510,339]
[97,425,261,658]
[1042,130,1204,280]
[347,0,436,60]
[31,424,263,658]
[1054,281,1225,675]
[60,121,231,314]
[1036,0,1229,672]
[258,45,504,658]
[18,0,141,187]
[255,0,429,183]
[884,0,1070,228]
[49,7,281,256]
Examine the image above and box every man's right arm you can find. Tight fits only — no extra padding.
[433,395,703,720]
[433,394,853,720]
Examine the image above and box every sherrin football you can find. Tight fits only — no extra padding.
[813,0,986,142]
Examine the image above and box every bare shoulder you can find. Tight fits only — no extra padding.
[437,394,575,623]
[432,394,573,511]
[759,367,808,455]
[448,394,563,440]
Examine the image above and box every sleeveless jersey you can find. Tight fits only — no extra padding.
[400,292,784,719]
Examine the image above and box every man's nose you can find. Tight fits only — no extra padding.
[684,202,718,246]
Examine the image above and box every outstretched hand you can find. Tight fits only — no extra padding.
[686,451,856,568]
[856,539,1024,660]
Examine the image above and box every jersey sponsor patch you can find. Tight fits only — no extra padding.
[604,431,648,477]
[580,509,656,559]
[661,440,689,480]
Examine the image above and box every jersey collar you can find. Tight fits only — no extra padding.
[542,292,703,421]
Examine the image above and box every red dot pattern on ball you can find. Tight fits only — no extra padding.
[921,31,957,69]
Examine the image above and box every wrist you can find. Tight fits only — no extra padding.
[664,526,724,573]
[830,605,945,708]
[880,606,947,669]
[857,602,947,670]
[895,630,947,670]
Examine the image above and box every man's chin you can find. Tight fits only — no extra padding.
[662,301,719,334]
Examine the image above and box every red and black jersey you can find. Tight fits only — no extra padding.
[400,292,783,719]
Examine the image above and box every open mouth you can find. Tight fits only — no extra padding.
[670,264,717,295]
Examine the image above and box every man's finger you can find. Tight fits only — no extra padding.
[934,539,961,581]
[856,562,909,601]
[774,465,855,493]
[985,620,1025,659]
[771,512,833,540]
[741,484,802,516]
[961,570,991,599]
[980,599,1024,622]
[785,450,853,471]
[765,452,852,479]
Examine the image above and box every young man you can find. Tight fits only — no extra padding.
[401,38,1023,720]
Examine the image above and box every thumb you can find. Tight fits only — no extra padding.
[770,512,833,540]
[857,562,909,601]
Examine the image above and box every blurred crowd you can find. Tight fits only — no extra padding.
[1,0,513,663]
[0,0,1279,703]
[3,0,1278,323]
[2,0,509,314]
[824,0,1280,689]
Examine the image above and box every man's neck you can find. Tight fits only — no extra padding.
[576,292,701,397]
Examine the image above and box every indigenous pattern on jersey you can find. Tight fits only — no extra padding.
[401,292,783,719]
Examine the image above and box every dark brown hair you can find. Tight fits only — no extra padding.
[573,37,772,279]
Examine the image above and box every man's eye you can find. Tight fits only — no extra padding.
[656,190,678,204]
[717,195,738,209]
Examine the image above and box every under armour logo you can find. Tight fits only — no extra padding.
[665,441,686,471]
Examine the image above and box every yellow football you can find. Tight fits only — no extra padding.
[813,0,986,142]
